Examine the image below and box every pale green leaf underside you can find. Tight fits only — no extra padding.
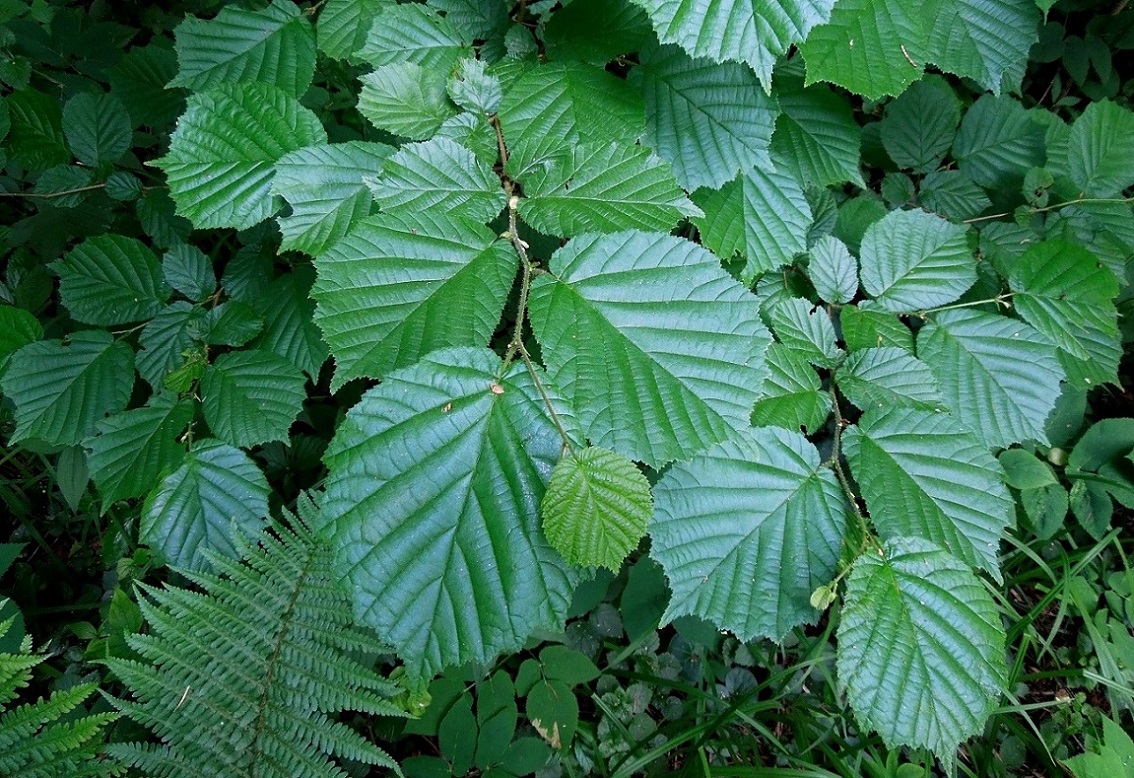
[844,407,1012,576]
[750,343,831,434]
[838,537,1007,759]
[541,446,652,571]
[917,309,1065,449]
[518,142,702,236]
[54,234,170,326]
[859,209,974,312]
[313,213,516,390]
[170,0,316,96]
[2,331,134,447]
[140,439,270,573]
[156,83,327,231]
[528,230,771,468]
[652,426,847,641]
[273,141,395,257]
[836,347,945,412]
[808,235,859,304]
[357,62,457,140]
[201,350,306,449]
[320,348,577,679]
[633,42,778,190]
[768,297,841,368]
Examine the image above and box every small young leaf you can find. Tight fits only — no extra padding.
[447,57,501,115]
[201,350,306,448]
[55,234,171,325]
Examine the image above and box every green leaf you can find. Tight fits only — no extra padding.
[62,92,131,168]
[201,351,306,449]
[768,297,841,368]
[632,42,778,190]
[56,446,88,512]
[201,300,263,347]
[750,343,831,434]
[544,0,651,63]
[320,348,578,679]
[528,230,771,467]
[448,57,502,115]
[54,235,170,326]
[170,0,316,96]
[837,348,945,412]
[357,62,457,140]
[692,166,813,282]
[1067,99,1134,198]
[5,88,69,171]
[312,213,516,389]
[429,0,509,40]
[844,407,1013,576]
[651,426,847,641]
[155,83,327,231]
[541,446,652,571]
[136,302,206,389]
[0,307,42,376]
[1009,240,1120,385]
[808,235,858,305]
[859,209,974,312]
[632,0,837,86]
[953,95,1045,191]
[106,42,186,129]
[366,137,506,224]
[2,331,134,447]
[517,142,701,237]
[917,309,1066,449]
[837,537,1007,761]
[771,75,863,188]
[539,645,601,685]
[141,439,270,573]
[273,141,395,256]
[317,0,393,61]
[85,393,194,507]
[527,678,578,750]
[921,0,1039,95]
[1021,483,1067,540]
[879,78,960,173]
[162,244,215,303]
[357,3,470,71]
[997,449,1057,491]
[31,165,93,208]
[252,269,329,379]
[919,169,992,221]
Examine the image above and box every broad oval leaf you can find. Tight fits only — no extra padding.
[836,347,945,412]
[141,439,270,573]
[1067,100,1134,198]
[843,407,1013,577]
[55,235,170,326]
[953,94,1044,191]
[320,348,578,679]
[163,244,215,303]
[541,446,652,571]
[201,350,306,449]
[357,62,457,140]
[155,83,327,231]
[838,537,1007,761]
[356,3,470,72]
[528,230,771,467]
[750,343,831,434]
[879,78,960,173]
[652,426,847,641]
[808,235,858,305]
[62,92,132,168]
[771,74,864,188]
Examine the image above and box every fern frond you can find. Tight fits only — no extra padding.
[105,496,406,778]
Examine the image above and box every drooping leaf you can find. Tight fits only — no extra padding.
[1067,99,1134,198]
[170,0,317,96]
[917,309,1065,449]
[0,307,42,376]
[54,234,170,326]
[252,268,330,379]
[155,82,327,231]
[357,62,457,140]
[808,235,859,305]
[541,446,653,571]
[356,3,470,72]
[844,407,1013,575]
[2,331,134,447]
[273,141,395,256]
[312,212,516,389]
[61,92,132,168]
[771,75,863,188]
[651,426,847,641]
[768,297,841,368]
[320,348,578,679]
[632,42,778,190]
[317,0,394,61]
[141,439,270,573]
[836,348,945,412]
[953,94,1045,191]
[879,78,960,173]
[838,537,1007,761]
[162,244,215,303]
[692,166,813,282]
[859,209,974,312]
[85,393,194,508]
[750,343,831,434]
[528,230,771,467]
[201,350,307,449]
[632,0,837,86]
[517,142,701,236]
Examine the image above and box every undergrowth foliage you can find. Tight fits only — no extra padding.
[0,0,1132,770]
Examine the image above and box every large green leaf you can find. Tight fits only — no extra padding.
[838,537,1007,760]
[356,3,470,71]
[1067,99,1134,198]
[836,348,945,412]
[61,92,132,168]
[632,42,778,190]
[273,141,395,256]
[692,166,813,283]
[170,0,316,95]
[517,142,701,236]
[317,0,394,61]
[750,343,831,434]
[631,0,836,86]
[953,94,1045,191]
[528,231,770,467]
[357,62,457,140]
[141,439,270,573]
[771,74,863,188]
[541,446,652,571]
[366,137,506,224]
[201,350,306,449]
[155,83,327,231]
[1008,240,1120,386]
[844,407,1012,576]
[922,0,1038,95]
[651,426,847,640]
[879,78,960,173]
[54,235,171,326]
[312,213,516,389]
[917,309,1065,449]
[2,331,134,447]
[320,348,578,679]
[85,393,194,508]
[859,209,974,312]
[4,88,69,171]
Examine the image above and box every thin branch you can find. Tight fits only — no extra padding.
[0,183,106,199]
[963,195,1134,224]
[916,293,1013,317]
